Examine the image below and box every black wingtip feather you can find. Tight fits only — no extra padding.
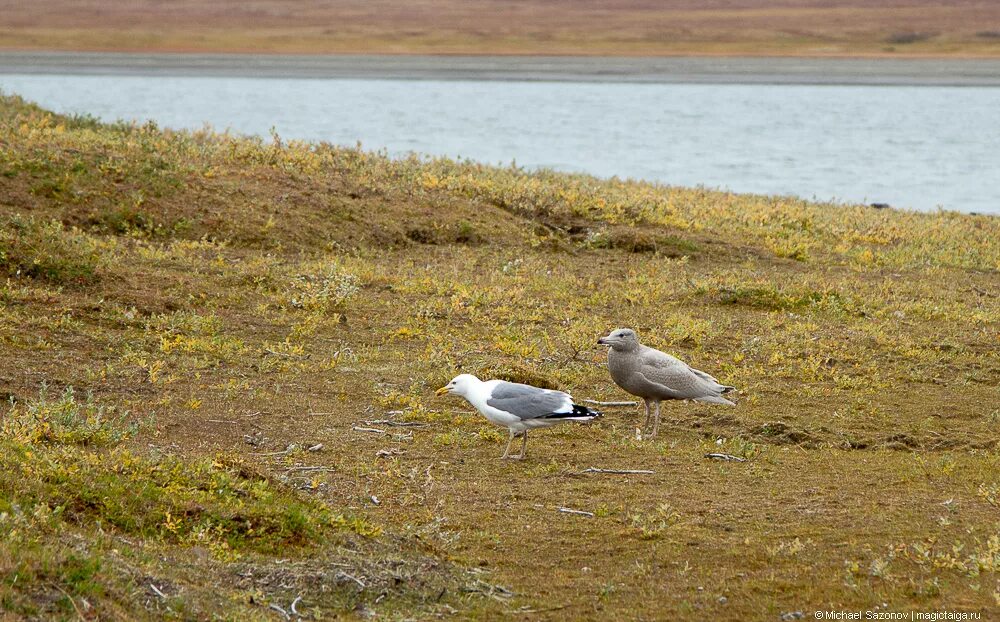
[572,403,603,419]
[537,403,602,420]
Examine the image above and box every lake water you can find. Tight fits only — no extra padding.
[2,73,998,214]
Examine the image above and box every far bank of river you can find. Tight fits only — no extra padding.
[2,52,1000,86]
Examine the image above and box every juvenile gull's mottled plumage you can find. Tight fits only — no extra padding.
[598,328,735,438]
[436,374,601,459]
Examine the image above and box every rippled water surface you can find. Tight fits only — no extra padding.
[2,74,998,213]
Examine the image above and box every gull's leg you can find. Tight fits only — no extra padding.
[500,429,514,459]
[512,430,528,460]
[642,399,652,432]
[651,401,661,438]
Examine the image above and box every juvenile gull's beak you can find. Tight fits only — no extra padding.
[435,386,450,396]
[597,337,610,345]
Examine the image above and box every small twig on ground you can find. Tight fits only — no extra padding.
[149,584,167,599]
[519,605,568,614]
[307,443,323,452]
[284,466,336,473]
[370,495,380,505]
[462,580,514,598]
[584,399,638,407]
[336,572,366,591]
[263,348,310,360]
[376,448,405,458]
[704,453,747,462]
[558,507,595,517]
[352,426,386,435]
[364,419,430,428]
[580,467,654,475]
[290,596,302,616]
[268,603,291,620]
[207,419,239,424]
[53,584,85,621]
[253,444,298,457]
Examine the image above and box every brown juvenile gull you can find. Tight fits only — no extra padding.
[436,374,602,459]
[598,328,735,438]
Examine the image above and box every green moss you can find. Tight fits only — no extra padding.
[0,389,375,557]
[1,385,137,446]
[0,216,102,285]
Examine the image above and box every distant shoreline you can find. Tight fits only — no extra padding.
[3,52,1000,86]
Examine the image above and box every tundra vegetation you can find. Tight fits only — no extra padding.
[0,93,998,620]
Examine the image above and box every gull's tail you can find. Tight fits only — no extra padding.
[695,394,736,406]
[695,382,737,406]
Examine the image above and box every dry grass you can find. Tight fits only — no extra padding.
[1,0,1000,56]
[0,92,998,619]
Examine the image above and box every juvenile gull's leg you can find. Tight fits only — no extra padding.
[642,400,652,432]
[500,429,515,459]
[650,401,661,438]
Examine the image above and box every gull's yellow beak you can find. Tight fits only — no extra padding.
[435,386,450,396]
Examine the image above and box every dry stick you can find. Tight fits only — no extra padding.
[207,419,239,424]
[285,466,336,473]
[290,596,303,616]
[269,603,291,620]
[364,419,430,428]
[704,453,747,462]
[557,507,595,517]
[253,445,298,457]
[264,348,309,360]
[584,399,638,407]
[352,426,386,435]
[149,583,167,599]
[581,467,655,475]
[520,605,568,614]
[53,584,85,621]
[337,572,366,590]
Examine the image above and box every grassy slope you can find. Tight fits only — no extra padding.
[0,93,998,619]
[1,0,1000,57]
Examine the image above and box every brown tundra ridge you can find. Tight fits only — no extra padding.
[1,0,1000,56]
